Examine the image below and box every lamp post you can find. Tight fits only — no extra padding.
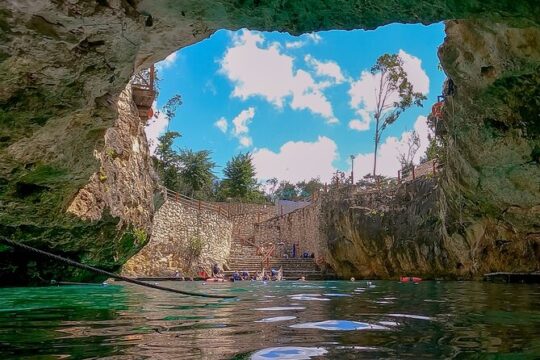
[350,155,355,184]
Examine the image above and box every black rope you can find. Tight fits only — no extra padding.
[0,236,235,299]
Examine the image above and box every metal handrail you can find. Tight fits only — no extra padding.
[164,188,229,218]
[131,65,155,91]
[261,244,275,268]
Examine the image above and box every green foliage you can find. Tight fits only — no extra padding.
[132,227,147,245]
[370,53,427,176]
[268,178,323,201]
[98,170,107,182]
[297,178,324,197]
[422,136,441,163]
[19,165,69,185]
[153,130,218,199]
[178,149,216,197]
[219,153,263,201]
[105,147,117,158]
[154,131,183,190]
[275,181,298,200]
[162,94,182,120]
[187,235,203,259]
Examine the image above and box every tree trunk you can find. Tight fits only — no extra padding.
[373,117,380,177]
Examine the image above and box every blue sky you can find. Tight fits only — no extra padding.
[146,23,446,183]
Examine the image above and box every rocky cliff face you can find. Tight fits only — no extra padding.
[323,21,539,279]
[437,20,540,276]
[0,1,538,283]
[321,180,456,279]
[0,81,157,285]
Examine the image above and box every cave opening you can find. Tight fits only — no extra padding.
[140,23,446,202]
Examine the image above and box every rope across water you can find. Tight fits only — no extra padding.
[0,236,236,299]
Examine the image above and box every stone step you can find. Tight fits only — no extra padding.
[227,261,317,266]
[228,262,317,269]
[223,270,336,280]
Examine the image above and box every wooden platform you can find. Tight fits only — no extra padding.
[132,85,155,121]
[483,272,540,284]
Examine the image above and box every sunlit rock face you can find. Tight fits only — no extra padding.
[0,0,538,283]
[437,20,540,276]
[324,20,540,279]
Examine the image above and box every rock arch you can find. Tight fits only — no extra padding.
[0,1,538,283]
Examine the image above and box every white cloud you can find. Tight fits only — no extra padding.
[145,101,169,154]
[398,49,430,95]
[155,52,177,71]
[351,115,432,178]
[348,108,371,132]
[285,32,322,49]
[214,117,228,133]
[306,33,322,43]
[239,136,252,147]
[349,70,381,112]
[220,30,337,124]
[227,107,256,148]
[285,40,304,49]
[348,50,429,130]
[232,107,255,136]
[348,109,371,132]
[215,107,256,148]
[252,136,338,183]
[305,55,345,84]
[290,70,338,124]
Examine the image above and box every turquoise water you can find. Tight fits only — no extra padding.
[0,280,539,359]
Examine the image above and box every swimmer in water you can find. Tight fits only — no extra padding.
[350,277,355,282]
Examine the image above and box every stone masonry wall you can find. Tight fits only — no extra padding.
[122,200,232,277]
[254,201,323,259]
[227,204,276,242]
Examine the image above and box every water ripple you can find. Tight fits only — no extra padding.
[290,320,387,331]
[251,346,327,359]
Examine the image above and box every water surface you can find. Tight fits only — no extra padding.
[0,281,539,359]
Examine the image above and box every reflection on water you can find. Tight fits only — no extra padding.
[251,346,327,360]
[0,281,539,359]
[289,320,386,331]
[255,316,297,323]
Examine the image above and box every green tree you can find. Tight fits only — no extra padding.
[370,54,426,176]
[265,177,279,202]
[154,131,182,190]
[178,149,216,198]
[275,181,298,201]
[221,153,263,201]
[162,94,182,120]
[296,178,323,198]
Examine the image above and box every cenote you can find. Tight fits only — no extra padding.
[1,281,539,359]
[1,1,540,359]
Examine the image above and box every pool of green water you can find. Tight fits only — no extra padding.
[0,280,539,359]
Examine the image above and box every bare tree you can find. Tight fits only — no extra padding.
[398,130,420,176]
[370,54,426,176]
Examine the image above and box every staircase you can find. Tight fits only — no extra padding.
[226,242,335,280]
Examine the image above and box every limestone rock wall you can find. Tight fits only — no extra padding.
[322,180,459,279]
[254,201,324,259]
[320,20,539,279]
[122,200,232,277]
[67,84,156,230]
[436,20,540,275]
[1,0,539,283]
[0,81,157,285]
